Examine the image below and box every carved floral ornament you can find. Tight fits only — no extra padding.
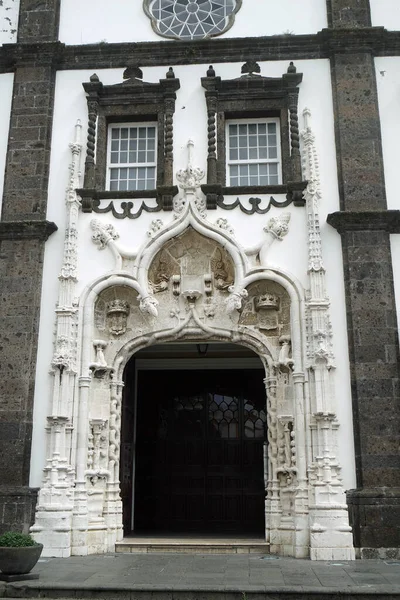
[143,0,242,41]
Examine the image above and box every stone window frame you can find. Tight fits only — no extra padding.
[201,62,306,208]
[79,67,180,213]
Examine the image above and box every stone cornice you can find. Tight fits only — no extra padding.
[0,220,58,241]
[327,210,400,234]
[1,28,400,73]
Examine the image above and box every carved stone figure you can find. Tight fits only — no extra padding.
[211,248,234,290]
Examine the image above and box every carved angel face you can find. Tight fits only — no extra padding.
[144,0,241,40]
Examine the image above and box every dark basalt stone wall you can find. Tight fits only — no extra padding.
[327,1,400,558]
[0,0,60,534]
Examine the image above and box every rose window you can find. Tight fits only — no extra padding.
[144,0,241,40]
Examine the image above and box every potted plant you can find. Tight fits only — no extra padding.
[0,532,43,580]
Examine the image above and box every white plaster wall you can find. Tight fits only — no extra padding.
[0,73,13,217]
[0,0,19,45]
[58,0,326,45]
[375,57,400,211]
[370,0,400,31]
[30,59,356,494]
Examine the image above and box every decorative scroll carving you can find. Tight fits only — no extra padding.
[216,195,293,215]
[147,219,164,238]
[245,212,291,266]
[92,198,163,219]
[215,218,234,236]
[264,213,291,241]
[90,219,119,249]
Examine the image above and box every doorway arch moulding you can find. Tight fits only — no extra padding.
[31,115,355,560]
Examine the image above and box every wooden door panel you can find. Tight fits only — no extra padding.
[133,369,266,533]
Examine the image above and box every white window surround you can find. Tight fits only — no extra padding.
[107,122,158,192]
[226,118,282,187]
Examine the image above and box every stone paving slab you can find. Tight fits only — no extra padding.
[0,554,399,599]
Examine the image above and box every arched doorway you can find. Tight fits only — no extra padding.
[120,342,267,537]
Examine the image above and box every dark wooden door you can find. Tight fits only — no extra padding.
[134,370,266,534]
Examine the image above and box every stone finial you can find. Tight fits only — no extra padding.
[123,66,143,81]
[176,139,205,191]
[207,65,216,77]
[241,60,261,76]
[90,73,99,82]
[287,61,297,74]
[166,67,175,79]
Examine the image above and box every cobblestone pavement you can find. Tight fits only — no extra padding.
[1,553,400,596]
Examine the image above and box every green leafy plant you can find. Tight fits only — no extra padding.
[0,532,37,547]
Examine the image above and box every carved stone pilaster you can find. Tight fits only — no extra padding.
[301,107,355,560]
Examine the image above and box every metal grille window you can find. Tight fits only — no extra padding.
[226,120,281,187]
[108,124,157,191]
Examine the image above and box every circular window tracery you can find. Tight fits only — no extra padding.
[144,0,242,41]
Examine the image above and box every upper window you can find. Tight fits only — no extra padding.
[108,124,157,191]
[201,62,304,206]
[80,67,180,212]
[226,120,281,187]
[144,0,242,40]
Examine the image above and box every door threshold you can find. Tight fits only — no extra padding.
[116,534,269,554]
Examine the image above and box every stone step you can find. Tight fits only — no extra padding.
[3,586,400,600]
[115,539,270,554]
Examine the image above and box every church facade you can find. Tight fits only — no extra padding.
[0,0,399,560]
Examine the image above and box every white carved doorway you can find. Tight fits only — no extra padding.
[120,342,267,538]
